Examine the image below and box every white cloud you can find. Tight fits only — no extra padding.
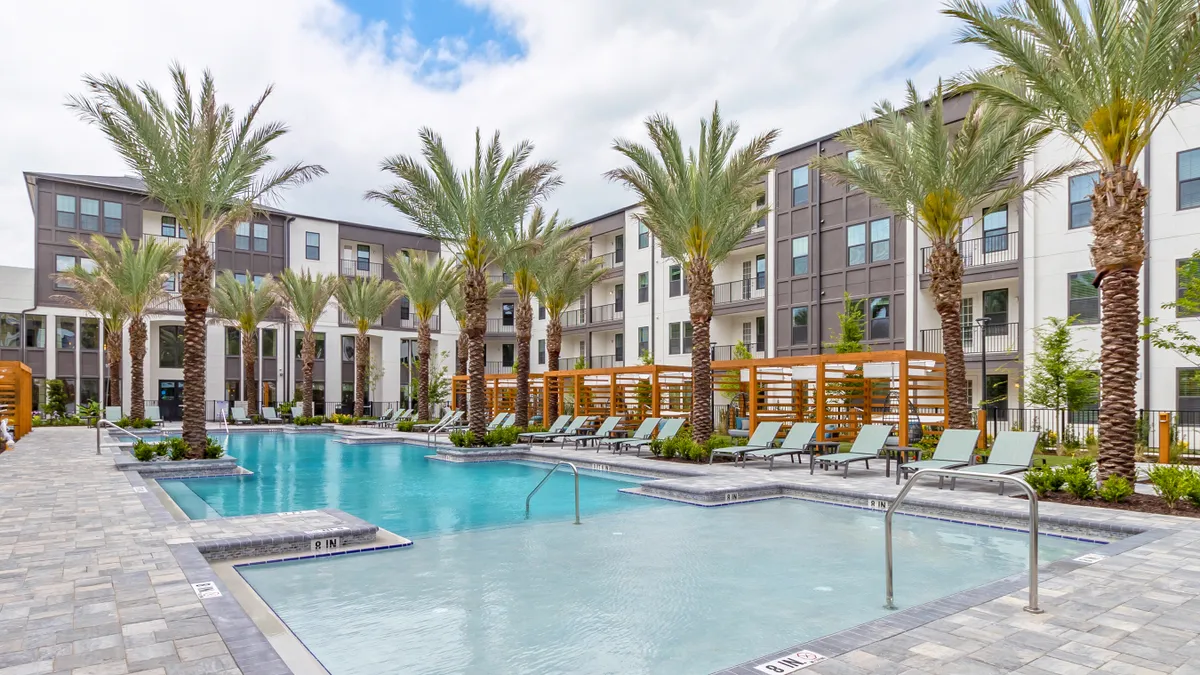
[0,0,991,268]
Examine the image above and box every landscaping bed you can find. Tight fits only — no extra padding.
[1020,490,1200,518]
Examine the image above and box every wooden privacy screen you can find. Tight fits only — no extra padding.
[711,350,947,446]
[0,361,33,441]
[451,374,543,419]
[541,365,692,430]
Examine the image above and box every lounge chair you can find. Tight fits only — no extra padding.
[445,412,509,434]
[262,407,284,424]
[230,407,253,425]
[497,413,516,429]
[895,429,981,485]
[741,422,820,470]
[531,416,594,444]
[709,421,783,465]
[595,418,659,453]
[570,416,623,449]
[619,418,685,456]
[415,410,456,431]
[105,406,122,423]
[144,406,165,427]
[362,409,394,426]
[811,424,894,478]
[518,414,571,442]
[946,431,1038,494]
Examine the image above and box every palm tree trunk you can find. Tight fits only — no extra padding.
[417,321,431,421]
[128,318,146,420]
[243,329,258,416]
[354,331,369,418]
[929,242,971,430]
[455,331,467,410]
[1092,166,1148,482]
[547,316,562,418]
[105,328,122,409]
[464,269,489,440]
[514,296,532,426]
[301,330,315,418]
[688,260,714,443]
[181,241,214,458]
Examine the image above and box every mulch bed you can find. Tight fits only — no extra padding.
[1015,491,1200,518]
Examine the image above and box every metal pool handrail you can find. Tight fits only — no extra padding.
[95,419,143,455]
[525,462,581,525]
[885,469,1041,614]
[219,409,229,434]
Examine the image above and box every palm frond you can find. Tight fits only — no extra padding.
[274,269,340,331]
[388,252,461,323]
[334,276,401,334]
[210,271,277,336]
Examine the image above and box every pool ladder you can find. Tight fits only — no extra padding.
[885,469,1041,614]
[526,462,581,524]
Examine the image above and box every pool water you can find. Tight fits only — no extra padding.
[160,433,653,537]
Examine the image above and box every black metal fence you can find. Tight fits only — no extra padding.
[979,407,1200,452]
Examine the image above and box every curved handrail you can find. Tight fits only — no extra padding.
[885,469,1041,614]
[525,462,581,524]
[95,418,152,455]
[219,409,230,434]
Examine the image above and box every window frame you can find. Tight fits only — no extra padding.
[160,215,177,238]
[341,335,355,362]
[668,265,688,297]
[1180,148,1200,211]
[638,326,649,358]
[25,315,45,349]
[80,318,99,351]
[102,201,122,234]
[55,195,76,229]
[870,217,891,261]
[846,223,866,267]
[637,272,649,303]
[80,198,99,231]
[538,339,546,365]
[56,316,76,351]
[981,205,1008,253]
[54,255,76,289]
[791,236,809,276]
[1068,172,1099,229]
[225,327,241,357]
[252,222,269,252]
[669,322,681,355]
[261,328,277,358]
[295,332,326,360]
[1068,271,1100,325]
[791,166,809,207]
[638,222,649,249]
[1178,258,1200,318]
[614,234,625,263]
[159,325,184,368]
[234,222,251,250]
[501,343,515,368]
[755,254,766,290]
[356,244,371,271]
[791,307,809,345]
[502,302,515,326]
[868,296,890,340]
[305,232,320,260]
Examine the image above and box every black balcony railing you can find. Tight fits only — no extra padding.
[555,355,618,370]
[589,303,622,324]
[397,314,441,331]
[920,232,1019,273]
[485,361,509,375]
[920,321,1019,355]
[591,251,624,271]
[486,318,516,335]
[711,342,765,361]
[561,308,587,329]
[713,279,766,306]
[340,258,383,278]
[489,272,514,286]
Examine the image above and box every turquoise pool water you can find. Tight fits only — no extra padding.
[159,433,653,537]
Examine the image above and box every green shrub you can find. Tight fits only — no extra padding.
[45,379,68,417]
[648,439,664,457]
[483,427,520,447]
[1098,475,1134,503]
[1071,456,1097,473]
[659,439,677,459]
[394,421,415,432]
[685,441,710,462]
[32,415,86,427]
[523,424,547,434]
[1061,466,1097,500]
[164,437,189,461]
[204,437,225,459]
[704,435,735,451]
[1024,466,1060,498]
[293,415,326,426]
[132,439,157,462]
[1146,465,1199,509]
[449,430,475,447]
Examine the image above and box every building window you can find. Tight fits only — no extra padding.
[869,297,890,340]
[1179,369,1200,417]
[791,307,808,345]
[982,206,1008,252]
[163,273,177,293]
[253,275,265,289]
[1181,149,1200,210]
[56,195,76,228]
[342,335,355,362]
[1178,258,1200,317]
[961,298,974,349]
[791,166,809,206]
[25,315,44,349]
[357,244,371,271]
[668,265,688,297]
[0,314,18,348]
[638,222,649,249]
[234,222,250,250]
[56,317,76,350]
[80,198,99,231]
[1068,271,1100,324]
[539,304,546,320]
[340,382,355,406]
[791,236,809,276]
[668,321,693,355]
[261,328,277,358]
[233,272,248,284]
[399,296,410,321]
[103,202,122,234]
[538,339,546,365]
[982,289,1008,332]
[502,343,515,368]
[31,378,43,412]
[55,255,76,289]
[614,235,625,263]
[80,318,99,350]
[1069,172,1099,229]
[502,303,515,326]
[161,216,177,237]
[847,223,866,266]
[295,332,326,360]
[225,327,240,356]
[638,272,649,303]
[80,377,99,405]
[615,333,624,363]
[615,284,624,312]
[252,223,268,252]
[159,326,184,368]
[226,380,241,403]
[756,254,766,290]
[305,232,320,260]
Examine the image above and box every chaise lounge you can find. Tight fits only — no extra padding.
[709,421,782,465]
[895,428,980,485]
[811,424,894,478]
[741,422,820,470]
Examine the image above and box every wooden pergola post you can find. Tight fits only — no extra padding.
[573,373,581,417]
[651,369,660,417]
[747,363,758,431]
[815,360,827,440]
[542,373,550,423]
[609,372,617,417]
[899,352,910,446]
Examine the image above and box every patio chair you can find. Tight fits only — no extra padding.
[895,429,980,485]
[230,407,253,425]
[104,406,122,423]
[144,406,165,427]
[709,421,783,465]
[497,413,516,429]
[740,422,820,470]
[570,416,623,449]
[362,408,393,426]
[619,418,685,456]
[811,424,894,478]
[529,416,594,444]
[444,412,509,434]
[945,431,1039,494]
[261,407,284,424]
[416,410,459,432]
[594,417,659,453]
[518,414,571,442]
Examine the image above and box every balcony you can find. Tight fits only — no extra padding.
[713,279,766,308]
[561,308,587,331]
[589,303,623,326]
[485,361,510,375]
[591,251,624,276]
[340,258,383,279]
[489,272,514,286]
[396,314,441,331]
[920,322,1019,357]
[556,354,619,370]
[486,318,516,335]
[142,233,215,258]
[920,232,1019,280]
[711,342,765,361]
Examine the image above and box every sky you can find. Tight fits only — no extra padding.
[0,0,995,268]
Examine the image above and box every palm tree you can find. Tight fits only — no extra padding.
[946,0,1200,480]
[811,81,1074,431]
[210,272,277,416]
[536,251,605,419]
[53,264,126,410]
[274,269,340,417]
[501,207,582,426]
[607,103,778,443]
[446,284,469,409]
[68,63,325,456]
[388,252,461,421]
[367,129,560,438]
[335,276,401,417]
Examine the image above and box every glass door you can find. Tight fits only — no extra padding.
[158,380,185,421]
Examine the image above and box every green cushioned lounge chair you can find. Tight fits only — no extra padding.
[359,409,391,426]
[709,421,783,465]
[105,406,123,423]
[262,407,284,424]
[946,431,1039,494]
[570,416,623,449]
[741,422,820,470]
[526,416,591,443]
[619,418,685,456]
[811,424,894,478]
[444,411,509,433]
[414,409,455,431]
[144,405,165,427]
[895,428,980,485]
[518,414,571,441]
[595,417,659,453]
[230,407,253,425]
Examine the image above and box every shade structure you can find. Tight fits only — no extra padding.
[711,350,947,446]
[540,364,692,429]
[450,373,544,420]
[0,361,32,440]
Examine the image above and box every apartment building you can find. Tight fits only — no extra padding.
[5,172,445,419]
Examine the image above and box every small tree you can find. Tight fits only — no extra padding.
[1145,250,1200,370]
[1027,316,1098,447]
[824,293,868,354]
[45,379,69,418]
